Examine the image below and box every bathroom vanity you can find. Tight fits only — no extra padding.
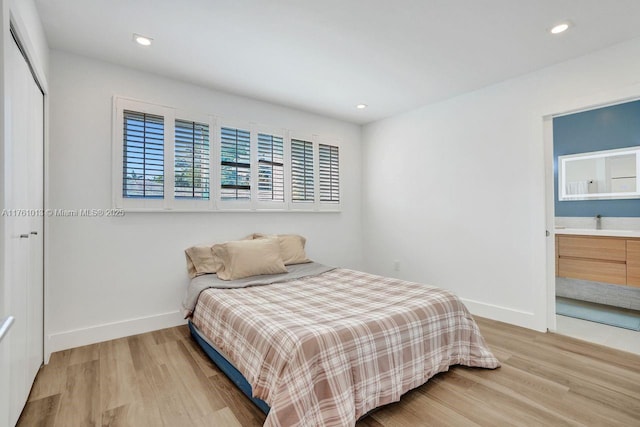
[555,229,640,288]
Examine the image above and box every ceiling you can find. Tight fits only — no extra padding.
[35,0,640,124]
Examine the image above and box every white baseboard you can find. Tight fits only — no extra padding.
[461,298,545,332]
[44,302,544,363]
[45,310,187,363]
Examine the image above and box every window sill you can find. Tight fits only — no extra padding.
[118,208,342,213]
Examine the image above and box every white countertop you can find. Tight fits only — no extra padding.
[555,228,640,238]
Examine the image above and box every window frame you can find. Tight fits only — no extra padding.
[313,138,341,212]
[216,119,253,210]
[318,140,341,210]
[289,133,342,212]
[289,133,317,211]
[174,118,202,199]
[114,97,173,210]
[122,110,165,200]
[172,110,215,211]
[254,126,288,210]
[113,97,341,212]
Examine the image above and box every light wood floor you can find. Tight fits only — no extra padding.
[18,317,640,426]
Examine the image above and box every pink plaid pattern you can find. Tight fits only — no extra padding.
[192,268,500,427]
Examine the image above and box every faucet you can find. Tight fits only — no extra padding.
[595,214,602,230]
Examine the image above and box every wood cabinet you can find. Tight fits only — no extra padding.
[556,234,640,288]
[628,240,640,287]
[557,236,626,262]
[557,257,627,285]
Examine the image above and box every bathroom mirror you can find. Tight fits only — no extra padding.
[558,146,640,201]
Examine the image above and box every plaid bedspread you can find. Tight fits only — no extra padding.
[191,268,500,427]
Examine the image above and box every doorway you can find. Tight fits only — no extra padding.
[545,99,640,355]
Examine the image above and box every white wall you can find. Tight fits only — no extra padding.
[46,50,363,357]
[362,37,640,331]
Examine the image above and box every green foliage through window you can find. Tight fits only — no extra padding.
[175,119,210,199]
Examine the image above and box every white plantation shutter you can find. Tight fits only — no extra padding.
[221,127,251,200]
[174,119,210,199]
[122,110,164,198]
[115,97,342,211]
[319,144,339,203]
[291,139,314,202]
[258,133,284,201]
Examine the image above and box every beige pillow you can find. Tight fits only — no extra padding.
[243,233,264,240]
[277,234,311,265]
[248,233,311,265]
[185,245,221,279]
[213,238,287,280]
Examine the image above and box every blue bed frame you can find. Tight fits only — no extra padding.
[188,321,271,414]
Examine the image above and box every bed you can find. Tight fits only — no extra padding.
[182,253,500,427]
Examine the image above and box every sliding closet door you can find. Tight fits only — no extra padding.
[4,30,45,426]
[6,32,31,425]
[25,42,44,386]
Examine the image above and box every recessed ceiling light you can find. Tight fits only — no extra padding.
[356,104,368,110]
[550,22,571,35]
[133,33,153,46]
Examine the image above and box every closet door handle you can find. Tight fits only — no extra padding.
[0,316,15,343]
[30,231,38,235]
[19,234,29,238]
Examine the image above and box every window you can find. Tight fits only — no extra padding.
[291,139,314,202]
[319,144,339,203]
[175,119,210,199]
[114,97,341,211]
[122,110,164,198]
[220,127,251,200]
[258,133,284,202]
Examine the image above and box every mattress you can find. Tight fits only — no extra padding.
[189,321,270,414]
[190,267,500,427]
